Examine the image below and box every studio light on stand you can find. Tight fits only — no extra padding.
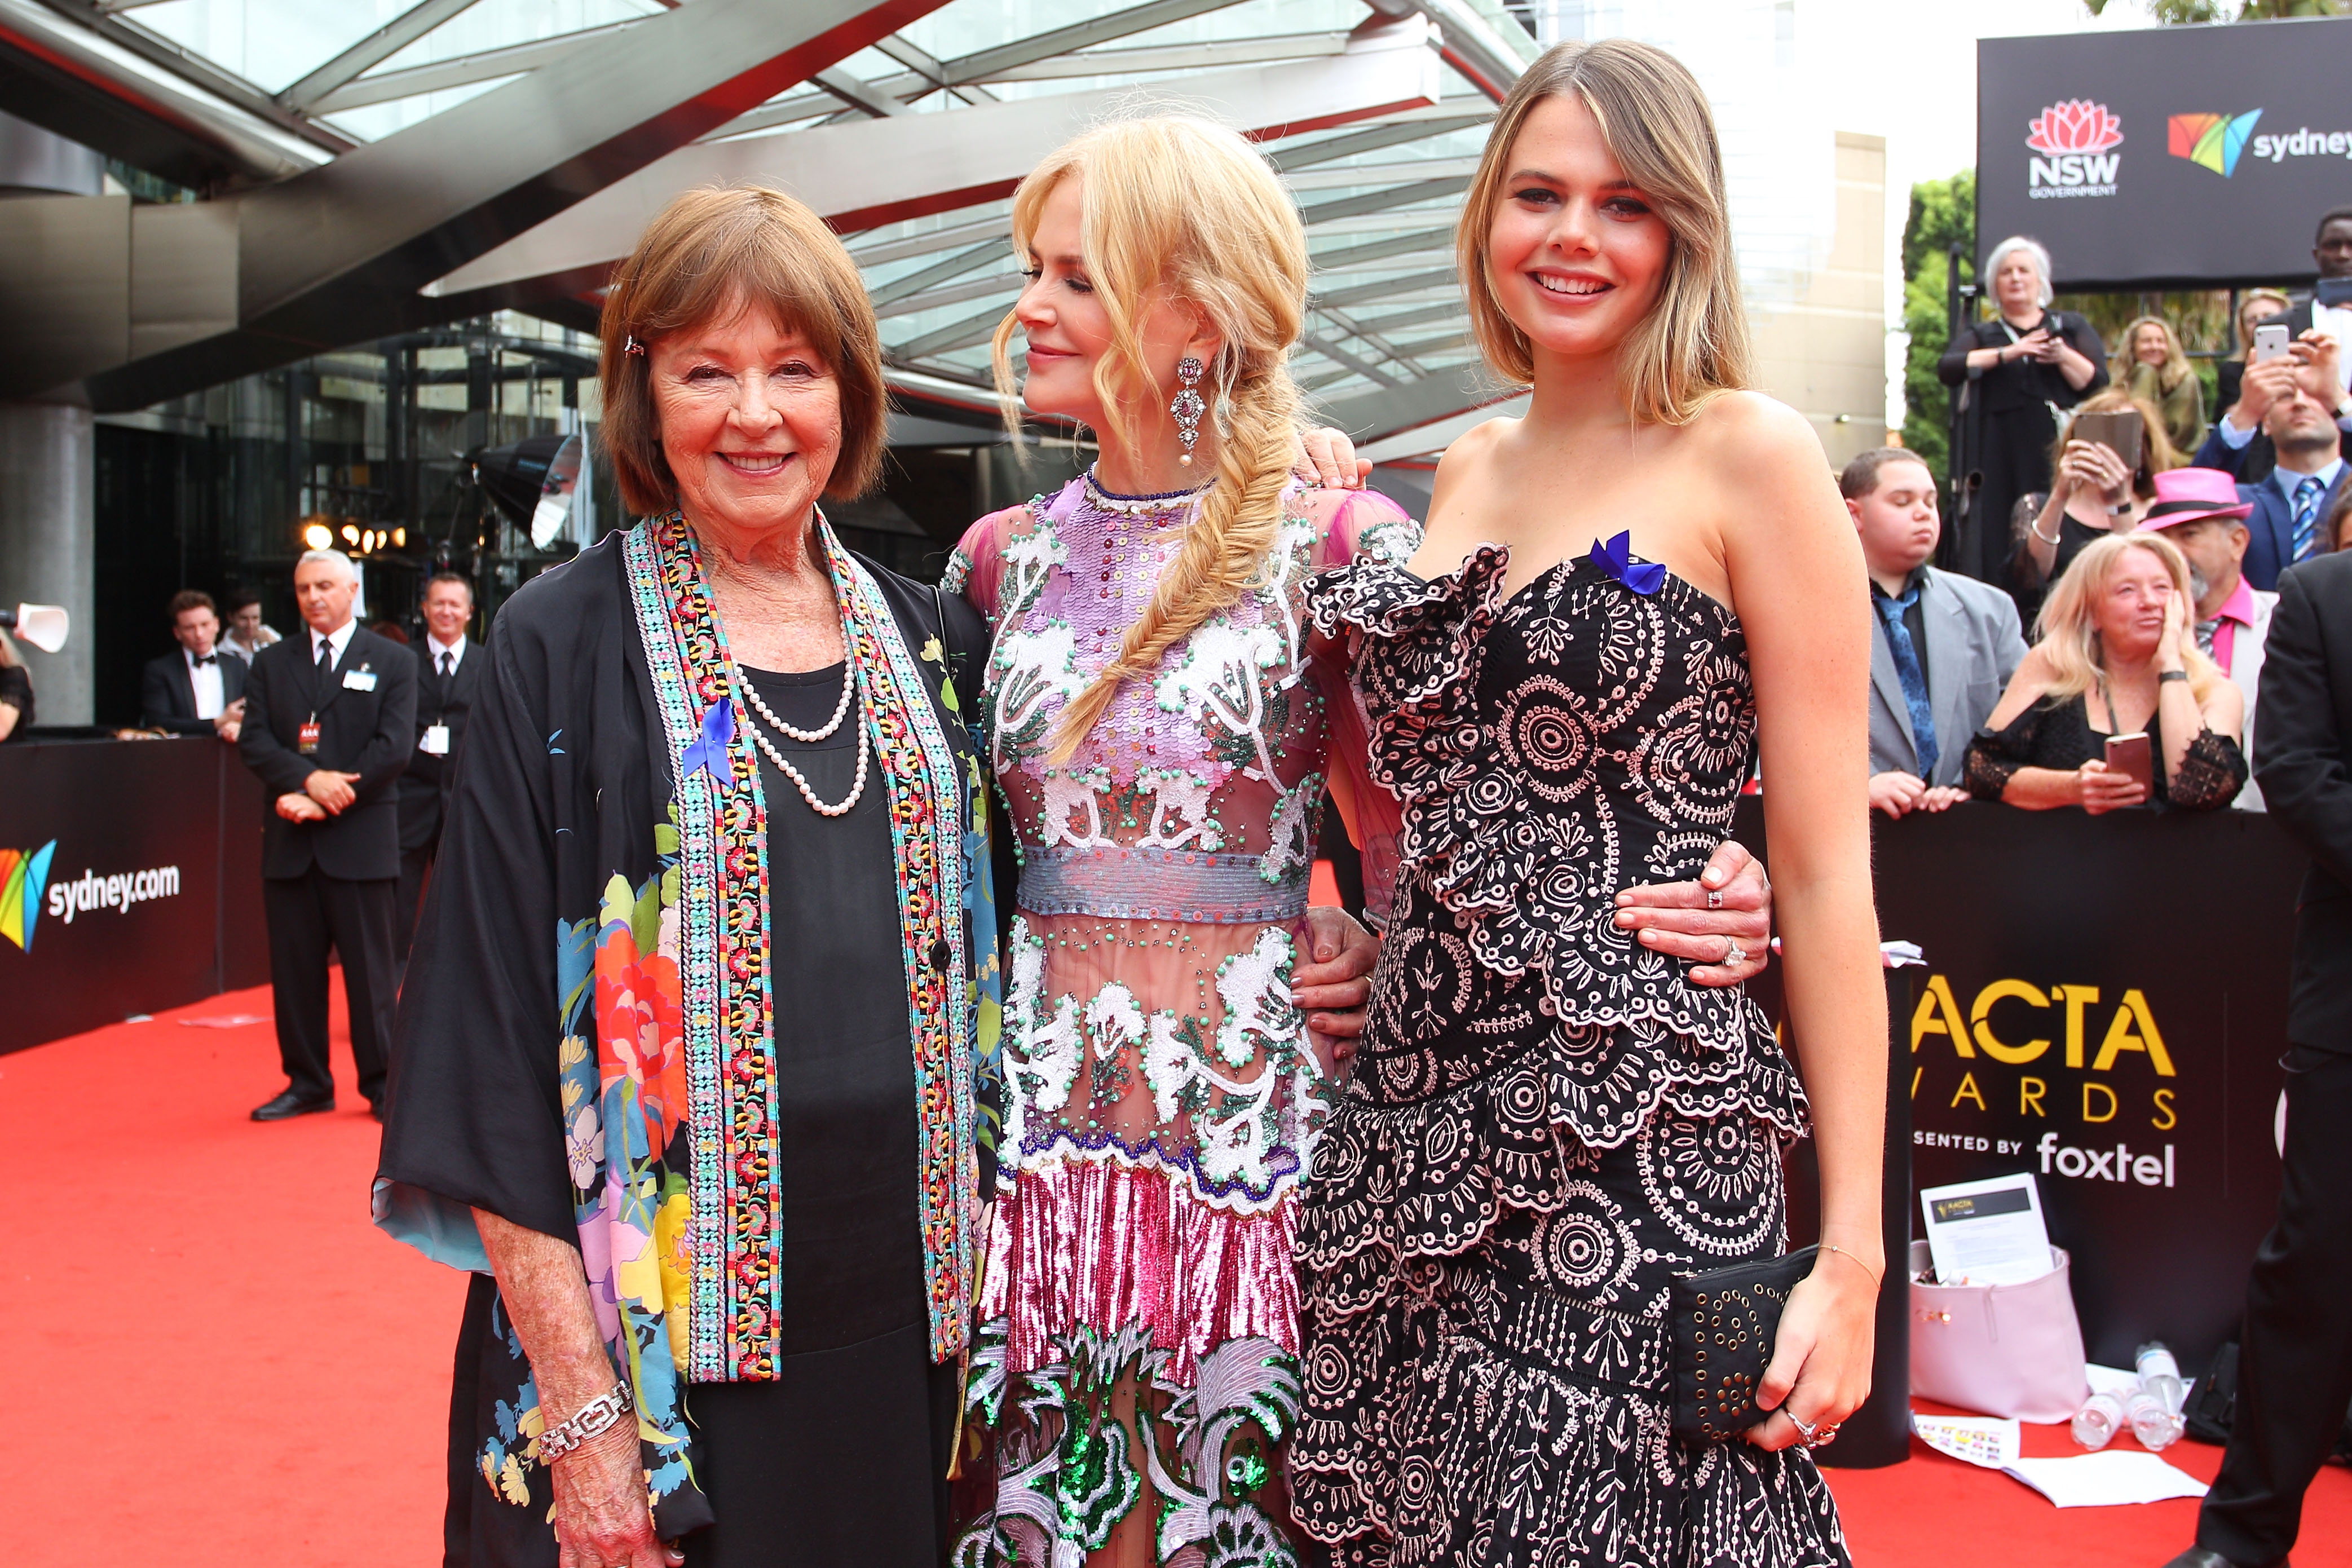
[472,431,585,550]
[0,604,69,653]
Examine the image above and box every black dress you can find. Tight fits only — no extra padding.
[1292,547,1844,1567]
[1939,312,2110,584]
[1963,691,2248,811]
[679,663,955,1567]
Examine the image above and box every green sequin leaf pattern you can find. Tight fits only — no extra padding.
[1048,1326,1159,1552]
[1137,1335,1300,1562]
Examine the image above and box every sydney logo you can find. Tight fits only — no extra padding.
[2027,99,2123,199]
[2170,110,2263,177]
[0,840,55,951]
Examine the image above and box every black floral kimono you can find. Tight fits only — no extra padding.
[377,514,1001,1563]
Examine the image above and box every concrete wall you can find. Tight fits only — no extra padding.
[1751,131,1892,475]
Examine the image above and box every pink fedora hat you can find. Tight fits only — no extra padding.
[2140,466,2253,531]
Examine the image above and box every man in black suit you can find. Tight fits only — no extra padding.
[238,549,415,1123]
[140,589,247,740]
[2164,551,2352,1568]
[395,571,481,962]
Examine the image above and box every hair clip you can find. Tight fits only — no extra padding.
[624,335,645,356]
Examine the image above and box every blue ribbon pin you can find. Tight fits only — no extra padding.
[1588,530,1667,596]
[681,699,735,781]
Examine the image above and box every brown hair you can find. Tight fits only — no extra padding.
[1457,38,1752,421]
[167,589,217,622]
[2049,387,2182,498]
[598,185,886,516]
[1838,447,1932,501]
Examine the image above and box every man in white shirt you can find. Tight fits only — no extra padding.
[396,572,482,962]
[140,589,247,739]
[2137,469,2274,810]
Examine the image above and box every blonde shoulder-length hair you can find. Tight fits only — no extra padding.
[990,115,1309,757]
[1458,38,1752,423]
[2035,531,2224,706]
[2114,315,2191,395]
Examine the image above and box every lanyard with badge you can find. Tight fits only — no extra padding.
[302,639,378,752]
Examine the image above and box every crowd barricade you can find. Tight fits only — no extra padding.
[1,736,268,1052]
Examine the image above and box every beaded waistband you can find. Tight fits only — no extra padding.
[1018,844,1308,924]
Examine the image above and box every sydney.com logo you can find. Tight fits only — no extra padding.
[2172,109,2352,175]
[0,842,182,951]
[2027,99,2123,199]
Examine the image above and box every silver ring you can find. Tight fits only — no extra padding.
[1722,939,1747,967]
[1787,1412,1819,1443]
[1706,888,1723,910]
[1809,1424,1841,1449]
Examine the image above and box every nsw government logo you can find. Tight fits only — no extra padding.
[2027,99,2122,198]
[0,841,56,951]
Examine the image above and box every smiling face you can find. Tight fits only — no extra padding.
[1482,93,1672,369]
[1011,175,1212,448]
[2133,324,2169,366]
[2093,544,2177,662]
[421,578,472,644]
[647,301,842,546]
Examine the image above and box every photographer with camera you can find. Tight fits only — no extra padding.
[1940,235,2109,584]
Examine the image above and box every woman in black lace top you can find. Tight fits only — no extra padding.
[1966,531,2246,812]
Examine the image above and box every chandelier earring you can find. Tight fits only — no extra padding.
[1171,356,1206,467]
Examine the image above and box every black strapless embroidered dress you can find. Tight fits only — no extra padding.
[1291,545,1849,1568]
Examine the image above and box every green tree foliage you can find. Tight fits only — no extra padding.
[1901,171,1974,485]
[2082,0,2342,23]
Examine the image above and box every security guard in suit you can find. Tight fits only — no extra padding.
[237,549,415,1121]
[395,572,482,963]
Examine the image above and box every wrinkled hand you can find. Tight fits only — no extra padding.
[1918,785,1968,813]
[1297,905,1378,1074]
[2077,758,2145,815]
[1866,770,1927,819]
[549,1419,681,1568]
[1746,1247,1880,1452]
[304,768,361,814]
[276,791,327,823]
[1613,838,1770,986]
[1294,427,1371,491]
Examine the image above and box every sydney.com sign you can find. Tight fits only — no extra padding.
[1980,16,2352,290]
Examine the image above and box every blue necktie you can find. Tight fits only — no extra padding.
[1874,584,1939,781]
[2291,475,2324,562]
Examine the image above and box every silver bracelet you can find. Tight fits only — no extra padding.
[535,1381,633,1467]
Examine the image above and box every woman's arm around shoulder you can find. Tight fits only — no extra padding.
[1702,390,1889,1453]
[1304,480,1419,574]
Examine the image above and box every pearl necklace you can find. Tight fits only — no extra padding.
[1081,467,1210,516]
[737,663,868,817]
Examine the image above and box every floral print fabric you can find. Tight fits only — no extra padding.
[945,477,1415,1566]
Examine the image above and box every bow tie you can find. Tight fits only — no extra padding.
[192,653,216,666]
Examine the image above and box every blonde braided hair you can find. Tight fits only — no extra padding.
[989,116,1309,763]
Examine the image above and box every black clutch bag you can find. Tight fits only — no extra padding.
[1669,1245,1816,1442]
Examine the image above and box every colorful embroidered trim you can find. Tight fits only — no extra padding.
[624,515,778,1381]
[1017,845,1309,925]
[823,526,978,1362]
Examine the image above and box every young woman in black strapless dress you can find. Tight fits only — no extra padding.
[1291,39,1886,1567]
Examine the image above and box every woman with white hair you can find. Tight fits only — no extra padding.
[1938,235,2109,581]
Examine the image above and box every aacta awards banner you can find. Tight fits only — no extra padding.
[1976,15,2352,290]
[0,740,268,1052]
[1740,802,2302,1373]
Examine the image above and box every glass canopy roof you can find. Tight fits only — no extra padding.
[86,0,1524,407]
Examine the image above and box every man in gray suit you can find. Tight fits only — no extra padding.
[1842,448,2027,818]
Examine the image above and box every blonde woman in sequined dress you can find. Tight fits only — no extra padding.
[942,114,1775,1568]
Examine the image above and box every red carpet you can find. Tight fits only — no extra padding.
[10,984,2352,1566]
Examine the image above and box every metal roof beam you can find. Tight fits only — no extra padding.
[813,64,911,117]
[1314,263,1456,309]
[278,0,486,114]
[868,235,1012,307]
[1309,224,1453,271]
[1362,0,1534,103]
[1298,173,1468,227]
[991,29,1344,82]
[430,28,1441,299]
[937,0,1249,87]
[875,270,1018,319]
[1309,360,1518,444]
[1301,331,1402,388]
[869,32,992,103]
[850,212,1014,266]
[1317,302,1426,376]
[311,20,639,114]
[1267,110,1488,171]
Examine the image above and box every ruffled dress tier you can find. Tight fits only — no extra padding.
[1291,546,1850,1568]
[945,475,1418,1566]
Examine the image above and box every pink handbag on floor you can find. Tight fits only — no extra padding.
[1908,1240,2091,1422]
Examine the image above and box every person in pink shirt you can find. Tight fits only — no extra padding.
[2140,467,2275,809]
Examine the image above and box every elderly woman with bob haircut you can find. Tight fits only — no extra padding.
[1939,235,2109,582]
[377,185,1001,1568]
[1966,529,2247,813]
